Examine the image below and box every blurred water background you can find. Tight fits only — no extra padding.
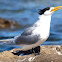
[0,0,62,52]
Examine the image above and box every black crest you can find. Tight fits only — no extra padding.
[38,7,50,15]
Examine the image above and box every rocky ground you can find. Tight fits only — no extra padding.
[0,45,62,62]
[0,17,21,29]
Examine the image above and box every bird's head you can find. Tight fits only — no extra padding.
[39,6,62,15]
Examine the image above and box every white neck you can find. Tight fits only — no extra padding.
[34,14,51,27]
[33,14,52,39]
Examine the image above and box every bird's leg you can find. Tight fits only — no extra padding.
[32,48,36,55]
[37,46,40,55]
[32,48,36,54]
[32,46,40,56]
[10,46,40,56]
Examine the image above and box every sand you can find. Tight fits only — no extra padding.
[0,45,62,62]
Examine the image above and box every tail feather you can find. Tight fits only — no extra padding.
[0,36,20,45]
[0,38,15,45]
[0,39,14,42]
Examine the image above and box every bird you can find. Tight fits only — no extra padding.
[0,6,62,55]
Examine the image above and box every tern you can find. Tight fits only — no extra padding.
[0,6,62,55]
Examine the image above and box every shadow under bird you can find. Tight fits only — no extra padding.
[0,6,62,56]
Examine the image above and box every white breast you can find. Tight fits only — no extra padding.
[32,15,51,39]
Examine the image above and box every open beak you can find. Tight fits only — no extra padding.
[51,6,62,12]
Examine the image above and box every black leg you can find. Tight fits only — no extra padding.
[12,50,33,56]
[12,51,23,56]
[32,46,40,56]
[12,46,40,56]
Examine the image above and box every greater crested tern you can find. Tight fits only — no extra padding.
[0,6,62,55]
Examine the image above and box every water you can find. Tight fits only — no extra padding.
[0,0,62,52]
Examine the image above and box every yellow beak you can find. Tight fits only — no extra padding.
[51,6,62,12]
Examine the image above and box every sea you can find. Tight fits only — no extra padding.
[0,0,62,52]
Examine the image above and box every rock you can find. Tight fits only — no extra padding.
[0,17,21,29]
[56,45,62,54]
[0,45,62,62]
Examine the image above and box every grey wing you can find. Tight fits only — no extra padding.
[15,27,40,45]
[21,27,35,36]
[15,35,40,45]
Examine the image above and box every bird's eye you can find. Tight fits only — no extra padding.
[50,9,53,12]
